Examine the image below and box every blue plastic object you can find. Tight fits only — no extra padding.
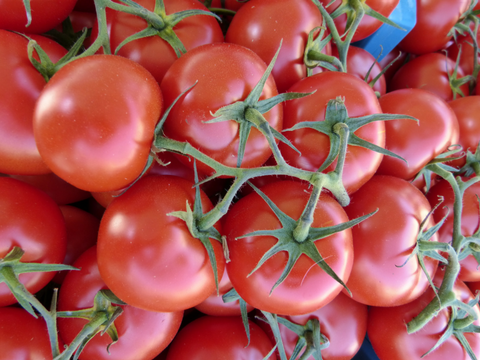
[353,0,417,61]
[352,335,380,360]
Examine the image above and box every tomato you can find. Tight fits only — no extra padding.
[91,0,224,84]
[344,175,438,307]
[0,177,66,307]
[447,24,480,77]
[368,270,480,360]
[97,175,225,312]
[389,52,470,101]
[331,45,386,95]
[279,71,384,194]
[53,205,100,284]
[166,316,275,360]
[376,88,459,180]
[427,177,480,282]
[324,0,399,42]
[224,180,353,316]
[33,54,163,192]
[0,30,67,176]
[225,0,324,93]
[378,46,408,85]
[0,306,55,359]
[58,246,183,360]
[0,0,77,33]
[447,96,480,169]
[398,0,471,55]
[160,42,282,176]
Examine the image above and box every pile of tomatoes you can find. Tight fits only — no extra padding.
[2,0,480,359]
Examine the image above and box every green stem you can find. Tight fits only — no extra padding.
[0,266,61,357]
[307,50,345,72]
[293,183,324,243]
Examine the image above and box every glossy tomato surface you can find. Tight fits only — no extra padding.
[161,43,282,176]
[97,175,225,312]
[344,175,438,307]
[58,246,183,360]
[0,177,66,307]
[33,54,162,192]
[279,71,384,194]
[166,316,275,360]
[226,0,323,93]
[224,180,353,315]
[377,88,459,180]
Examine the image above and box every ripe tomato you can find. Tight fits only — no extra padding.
[91,0,224,84]
[389,52,470,101]
[97,175,225,313]
[344,175,438,307]
[279,71,384,194]
[398,0,471,55]
[224,180,353,316]
[0,30,67,175]
[225,0,324,93]
[0,0,77,33]
[58,246,183,360]
[0,177,66,307]
[160,43,282,176]
[368,270,480,360]
[0,306,55,359]
[166,316,275,360]
[33,54,163,192]
[376,88,459,180]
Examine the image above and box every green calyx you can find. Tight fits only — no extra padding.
[283,97,417,173]
[207,41,313,168]
[112,0,221,57]
[239,181,375,296]
[56,290,126,360]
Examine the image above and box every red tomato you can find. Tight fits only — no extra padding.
[427,178,480,282]
[225,0,324,93]
[97,175,225,312]
[0,0,77,33]
[0,177,66,307]
[0,30,67,175]
[368,271,480,360]
[224,180,353,316]
[378,46,408,85]
[58,246,183,360]
[389,52,470,101]
[0,306,55,359]
[344,175,438,307]
[377,89,459,180]
[91,0,224,84]
[33,54,163,192]
[279,71,384,194]
[166,316,275,360]
[398,0,471,55]
[447,96,480,169]
[332,45,387,95]
[160,43,282,176]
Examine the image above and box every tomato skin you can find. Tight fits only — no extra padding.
[377,89,459,180]
[160,43,281,176]
[0,306,54,359]
[389,53,470,102]
[279,71,384,194]
[0,0,77,33]
[166,316,275,360]
[225,0,323,93]
[224,180,353,316]
[368,272,480,360]
[344,175,438,307]
[33,54,163,192]
[427,178,480,282]
[58,246,183,360]
[398,0,470,55]
[91,0,224,84]
[0,30,67,176]
[97,175,225,313]
[0,177,66,307]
